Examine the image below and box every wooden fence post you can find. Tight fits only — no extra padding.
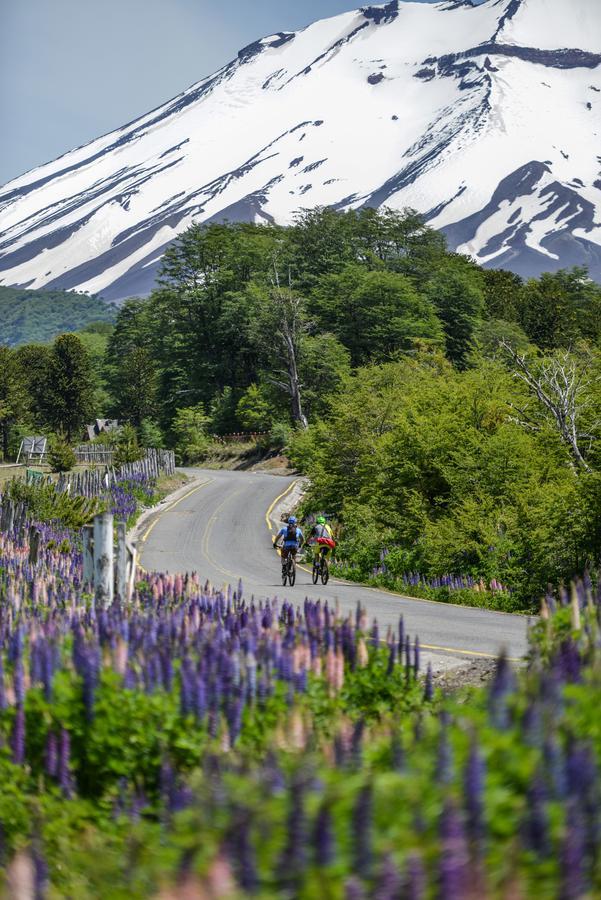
[28,526,41,566]
[93,512,114,608]
[126,540,138,602]
[82,525,94,587]
[115,521,127,600]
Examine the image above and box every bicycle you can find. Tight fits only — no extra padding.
[312,546,330,585]
[282,551,297,587]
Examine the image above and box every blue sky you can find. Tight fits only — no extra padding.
[0,0,453,186]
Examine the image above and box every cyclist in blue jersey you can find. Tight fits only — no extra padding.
[273,516,304,577]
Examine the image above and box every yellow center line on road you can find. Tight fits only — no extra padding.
[138,479,213,572]
[264,479,299,532]
[421,643,520,662]
[200,487,244,582]
[142,479,213,542]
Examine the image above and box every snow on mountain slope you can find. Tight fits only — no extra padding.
[0,0,599,302]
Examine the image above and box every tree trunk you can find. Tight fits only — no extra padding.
[287,341,308,429]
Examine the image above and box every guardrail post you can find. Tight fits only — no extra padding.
[93,512,114,608]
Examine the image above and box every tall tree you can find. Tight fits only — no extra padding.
[310,264,443,366]
[0,347,29,459]
[43,334,95,441]
[501,342,600,473]
[105,299,159,428]
[14,343,52,427]
[425,256,485,367]
[518,268,601,350]
[255,271,309,429]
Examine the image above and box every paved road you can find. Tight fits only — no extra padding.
[139,469,531,664]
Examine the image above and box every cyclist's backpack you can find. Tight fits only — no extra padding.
[285,523,298,543]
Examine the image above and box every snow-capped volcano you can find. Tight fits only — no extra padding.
[0,0,600,301]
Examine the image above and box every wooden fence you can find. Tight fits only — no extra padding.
[26,449,176,499]
[213,432,267,445]
[74,445,114,465]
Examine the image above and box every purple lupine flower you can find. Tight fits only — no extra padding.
[0,655,6,711]
[351,719,365,770]
[313,803,335,868]
[45,731,58,778]
[404,852,426,900]
[413,636,420,676]
[159,648,173,692]
[374,855,402,900]
[488,652,514,729]
[234,812,258,894]
[179,659,193,716]
[194,673,207,721]
[344,877,366,900]
[352,784,373,879]
[278,779,306,890]
[13,657,25,706]
[405,635,412,681]
[543,737,566,802]
[370,620,379,649]
[227,696,244,745]
[59,728,73,798]
[557,639,582,684]
[263,752,286,796]
[561,800,588,900]
[81,646,100,720]
[386,643,396,676]
[439,799,469,900]
[32,836,49,900]
[464,737,485,851]
[41,641,55,702]
[11,706,25,764]
[398,616,405,661]
[423,663,433,702]
[523,774,549,857]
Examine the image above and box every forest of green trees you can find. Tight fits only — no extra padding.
[0,285,116,346]
[2,207,601,605]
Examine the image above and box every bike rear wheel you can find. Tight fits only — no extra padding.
[320,556,329,585]
[288,557,296,587]
[312,560,319,584]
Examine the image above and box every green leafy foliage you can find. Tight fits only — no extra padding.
[47,432,77,473]
[113,423,144,466]
[172,404,211,464]
[290,354,601,607]
[6,479,102,528]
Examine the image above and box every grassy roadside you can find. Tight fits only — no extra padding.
[200,440,294,474]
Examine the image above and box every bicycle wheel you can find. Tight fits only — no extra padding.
[320,556,329,585]
[289,558,296,587]
[312,559,319,584]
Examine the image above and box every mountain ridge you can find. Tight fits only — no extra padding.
[0,0,599,301]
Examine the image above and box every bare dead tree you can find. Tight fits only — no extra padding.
[266,266,309,429]
[501,341,600,473]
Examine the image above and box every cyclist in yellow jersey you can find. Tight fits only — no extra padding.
[308,515,335,564]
